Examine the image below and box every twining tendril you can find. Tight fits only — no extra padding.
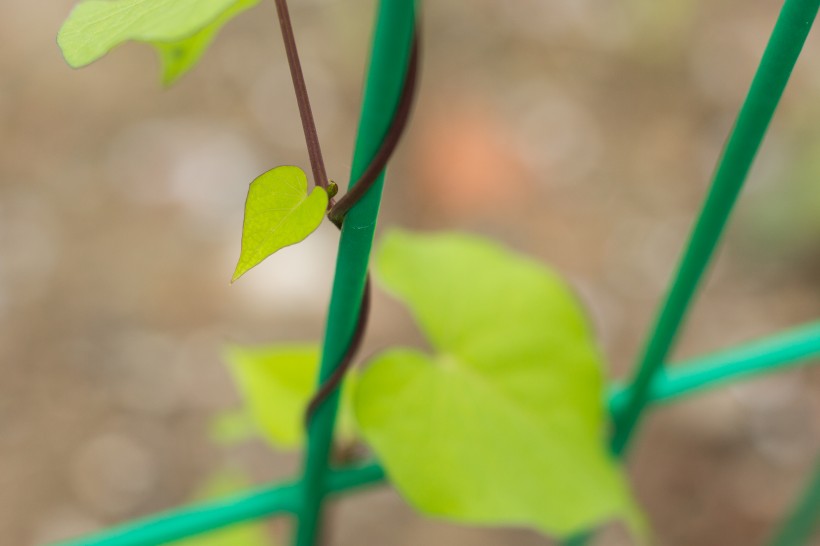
[306,35,419,423]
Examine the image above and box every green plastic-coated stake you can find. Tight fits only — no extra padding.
[293,2,415,546]
[769,456,820,546]
[611,0,820,457]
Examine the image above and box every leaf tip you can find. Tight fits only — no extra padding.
[231,257,253,284]
[56,31,83,69]
[160,71,181,88]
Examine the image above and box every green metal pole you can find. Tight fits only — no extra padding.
[611,0,820,457]
[293,3,415,546]
[769,456,820,546]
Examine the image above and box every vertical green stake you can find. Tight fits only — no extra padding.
[611,0,820,457]
[293,3,415,546]
[769,457,820,546]
[567,3,819,544]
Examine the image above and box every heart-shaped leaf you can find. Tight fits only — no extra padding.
[355,230,643,538]
[232,166,328,283]
[57,0,259,83]
[224,344,358,449]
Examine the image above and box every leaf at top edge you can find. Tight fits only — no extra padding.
[153,0,258,85]
[232,166,328,283]
[224,344,359,449]
[354,230,646,539]
[57,0,259,79]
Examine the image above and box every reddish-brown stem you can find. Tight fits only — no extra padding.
[273,0,330,195]
[328,33,419,227]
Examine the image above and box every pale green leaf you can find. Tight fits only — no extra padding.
[209,409,257,446]
[225,344,358,449]
[232,166,328,283]
[153,0,258,85]
[171,469,274,546]
[58,0,258,80]
[356,230,644,538]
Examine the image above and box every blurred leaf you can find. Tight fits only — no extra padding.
[57,0,259,83]
[355,230,644,538]
[232,166,328,283]
[154,0,258,85]
[738,139,820,262]
[627,0,695,58]
[170,469,273,546]
[225,344,358,449]
[209,409,257,446]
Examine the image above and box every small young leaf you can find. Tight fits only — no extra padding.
[57,0,258,83]
[232,166,328,283]
[171,469,275,546]
[224,344,358,449]
[355,230,644,538]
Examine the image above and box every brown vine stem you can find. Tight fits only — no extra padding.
[273,0,331,196]
[327,33,419,227]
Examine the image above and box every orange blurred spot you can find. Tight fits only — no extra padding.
[415,99,532,214]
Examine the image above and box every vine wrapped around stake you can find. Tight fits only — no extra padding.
[305,34,420,421]
[269,0,420,426]
[288,3,419,546]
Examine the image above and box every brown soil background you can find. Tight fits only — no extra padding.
[1,1,819,545]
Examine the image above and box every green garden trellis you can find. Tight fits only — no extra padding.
[52,0,820,544]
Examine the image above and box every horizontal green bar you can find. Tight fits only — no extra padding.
[53,322,819,546]
[609,320,820,415]
[53,484,298,546]
[52,464,385,546]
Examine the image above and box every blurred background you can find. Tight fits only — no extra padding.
[1,0,819,544]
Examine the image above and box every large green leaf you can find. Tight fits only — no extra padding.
[232,166,328,283]
[171,470,273,546]
[57,0,258,83]
[225,344,358,449]
[355,230,643,538]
